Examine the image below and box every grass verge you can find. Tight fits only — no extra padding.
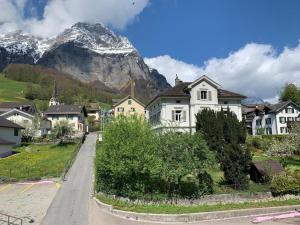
[0,143,79,181]
[97,194,300,214]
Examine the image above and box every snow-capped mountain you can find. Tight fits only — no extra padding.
[0,23,170,99]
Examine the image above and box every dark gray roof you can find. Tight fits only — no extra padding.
[147,82,246,107]
[0,102,37,115]
[44,105,84,115]
[0,138,15,145]
[270,101,300,113]
[252,160,284,176]
[0,117,24,129]
[218,89,247,99]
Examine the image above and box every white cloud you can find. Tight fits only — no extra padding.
[0,0,149,37]
[145,43,300,101]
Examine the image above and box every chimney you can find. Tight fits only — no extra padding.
[175,74,182,86]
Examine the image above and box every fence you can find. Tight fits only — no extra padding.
[0,212,23,225]
[61,134,86,180]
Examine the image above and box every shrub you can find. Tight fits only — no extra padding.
[246,136,271,151]
[220,143,252,190]
[197,171,214,195]
[270,171,300,196]
[96,117,214,199]
[196,109,251,190]
[96,115,159,198]
[157,132,214,198]
[179,174,199,198]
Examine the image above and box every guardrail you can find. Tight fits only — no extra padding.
[0,212,23,225]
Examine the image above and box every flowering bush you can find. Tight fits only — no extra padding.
[267,123,300,157]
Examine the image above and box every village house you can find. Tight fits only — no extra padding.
[0,117,23,158]
[146,75,246,133]
[44,105,87,133]
[243,101,300,135]
[44,80,87,134]
[87,103,101,121]
[0,102,50,136]
[113,95,145,118]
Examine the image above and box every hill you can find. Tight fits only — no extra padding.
[0,74,32,102]
[0,64,120,110]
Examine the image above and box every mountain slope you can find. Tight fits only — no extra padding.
[0,23,170,100]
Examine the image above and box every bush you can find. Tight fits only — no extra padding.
[246,136,271,152]
[270,171,300,196]
[96,116,158,198]
[196,109,251,190]
[157,132,214,198]
[220,144,252,190]
[96,116,214,199]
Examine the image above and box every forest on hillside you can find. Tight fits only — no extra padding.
[3,64,120,109]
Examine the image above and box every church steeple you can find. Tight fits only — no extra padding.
[49,79,60,106]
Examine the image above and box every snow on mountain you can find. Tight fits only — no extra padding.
[53,23,136,55]
[0,22,136,63]
[0,22,170,100]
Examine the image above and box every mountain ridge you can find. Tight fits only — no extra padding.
[0,22,170,100]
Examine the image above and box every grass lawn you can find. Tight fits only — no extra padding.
[208,148,300,194]
[0,74,31,102]
[97,194,300,214]
[0,143,79,181]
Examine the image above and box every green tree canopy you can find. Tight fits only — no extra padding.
[280,83,300,105]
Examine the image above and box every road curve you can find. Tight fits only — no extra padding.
[41,133,97,225]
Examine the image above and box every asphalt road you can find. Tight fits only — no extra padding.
[41,133,96,225]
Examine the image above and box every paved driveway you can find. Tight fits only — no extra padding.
[41,133,97,225]
[90,200,300,225]
[0,181,58,224]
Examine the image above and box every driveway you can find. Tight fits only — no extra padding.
[41,133,97,225]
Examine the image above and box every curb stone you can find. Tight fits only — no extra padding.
[94,198,300,223]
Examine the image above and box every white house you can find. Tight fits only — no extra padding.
[44,105,87,133]
[0,103,51,137]
[243,101,300,135]
[0,116,24,158]
[0,108,35,127]
[146,75,246,133]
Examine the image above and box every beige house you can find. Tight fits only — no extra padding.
[113,95,145,117]
[87,103,101,121]
[0,117,24,158]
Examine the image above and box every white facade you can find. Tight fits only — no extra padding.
[46,114,85,133]
[147,76,245,133]
[0,127,22,145]
[0,109,34,127]
[251,102,300,135]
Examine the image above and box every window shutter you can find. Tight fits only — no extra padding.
[172,110,175,121]
[208,91,212,101]
[197,91,201,100]
[182,110,186,122]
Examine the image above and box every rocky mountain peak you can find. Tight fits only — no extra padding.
[54,22,136,55]
[0,22,170,100]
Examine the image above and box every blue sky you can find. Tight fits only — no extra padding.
[123,0,300,65]
[1,0,300,100]
[23,0,300,65]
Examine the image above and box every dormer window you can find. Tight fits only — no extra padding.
[285,108,294,113]
[197,90,212,100]
[201,91,207,100]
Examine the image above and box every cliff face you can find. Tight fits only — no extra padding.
[0,23,170,100]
